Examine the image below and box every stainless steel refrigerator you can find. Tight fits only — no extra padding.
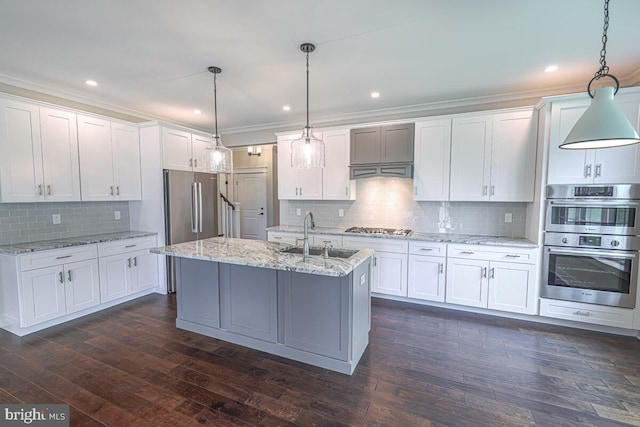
[164,169,219,292]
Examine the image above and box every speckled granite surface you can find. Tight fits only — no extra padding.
[0,231,157,255]
[151,237,374,277]
[267,226,538,248]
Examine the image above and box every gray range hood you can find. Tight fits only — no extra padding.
[349,123,414,179]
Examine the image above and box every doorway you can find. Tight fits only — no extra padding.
[234,169,268,240]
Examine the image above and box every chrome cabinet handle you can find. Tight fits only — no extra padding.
[133,256,137,267]
[299,187,302,196]
[110,186,114,196]
[191,182,198,233]
[295,188,298,196]
[481,267,487,278]
[127,258,132,268]
[55,255,72,260]
[439,263,443,274]
[585,164,592,178]
[59,271,64,284]
[460,251,474,255]
[125,244,136,248]
[595,164,602,177]
[67,270,72,282]
[189,158,193,167]
[489,267,494,279]
[37,184,43,196]
[482,185,488,196]
[374,257,377,267]
[47,185,52,195]
[194,159,198,167]
[573,310,592,317]
[505,254,520,258]
[419,248,433,251]
[490,185,495,196]
[116,186,120,195]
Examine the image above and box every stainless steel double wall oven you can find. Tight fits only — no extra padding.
[543,184,640,309]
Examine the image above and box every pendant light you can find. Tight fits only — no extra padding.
[560,0,640,149]
[202,66,233,173]
[291,43,325,168]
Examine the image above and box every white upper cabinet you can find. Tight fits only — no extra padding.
[547,93,640,184]
[450,109,536,202]
[413,119,451,201]
[0,99,80,203]
[276,132,323,200]
[322,129,355,200]
[162,127,213,172]
[78,115,141,201]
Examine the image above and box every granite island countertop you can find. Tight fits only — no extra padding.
[0,231,158,255]
[151,237,374,277]
[267,226,538,248]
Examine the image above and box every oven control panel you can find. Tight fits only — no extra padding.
[545,232,640,251]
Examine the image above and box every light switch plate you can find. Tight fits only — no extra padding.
[504,213,513,223]
[114,211,121,220]
[52,214,61,225]
[338,209,344,217]
[296,208,301,216]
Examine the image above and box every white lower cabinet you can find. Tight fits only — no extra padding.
[20,259,100,327]
[445,244,538,315]
[98,236,158,303]
[267,231,303,245]
[343,236,409,297]
[0,235,158,336]
[407,242,446,302]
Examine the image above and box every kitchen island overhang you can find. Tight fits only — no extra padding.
[151,238,373,375]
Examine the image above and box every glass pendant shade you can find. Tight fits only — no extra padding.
[203,135,233,173]
[291,126,325,168]
[560,86,640,149]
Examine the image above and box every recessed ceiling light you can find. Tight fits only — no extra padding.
[544,65,559,73]
[282,105,291,111]
[371,92,380,98]
[194,109,202,115]
[85,80,98,87]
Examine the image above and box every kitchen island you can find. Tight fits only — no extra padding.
[151,238,373,374]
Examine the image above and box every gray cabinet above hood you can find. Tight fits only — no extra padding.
[349,123,415,179]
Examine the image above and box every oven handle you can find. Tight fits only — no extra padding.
[548,200,640,208]
[546,246,638,260]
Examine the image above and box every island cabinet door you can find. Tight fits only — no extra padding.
[281,271,350,361]
[220,264,278,343]
[176,258,220,329]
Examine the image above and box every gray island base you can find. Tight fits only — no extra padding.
[152,238,373,375]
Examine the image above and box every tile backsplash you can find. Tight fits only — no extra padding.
[0,201,130,245]
[280,178,527,237]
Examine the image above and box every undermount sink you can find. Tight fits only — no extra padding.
[280,245,359,259]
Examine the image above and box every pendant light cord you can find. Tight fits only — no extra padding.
[595,0,610,79]
[214,71,219,142]
[305,50,310,138]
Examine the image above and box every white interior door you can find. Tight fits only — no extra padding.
[235,171,267,240]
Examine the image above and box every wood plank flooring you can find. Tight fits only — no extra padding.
[1,294,640,426]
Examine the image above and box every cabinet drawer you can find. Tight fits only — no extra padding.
[19,245,98,272]
[267,232,302,245]
[447,244,536,263]
[409,241,446,256]
[539,298,633,329]
[98,236,157,257]
[343,236,409,254]
[312,234,343,248]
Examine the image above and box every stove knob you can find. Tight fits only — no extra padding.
[561,237,568,244]
[611,240,620,247]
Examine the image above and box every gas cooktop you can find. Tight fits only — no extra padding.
[345,227,412,236]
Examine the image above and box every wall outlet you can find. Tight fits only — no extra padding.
[52,214,61,225]
[338,209,344,217]
[504,213,513,223]
[296,208,301,216]
[114,211,121,220]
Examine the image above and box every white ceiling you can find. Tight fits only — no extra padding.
[1,0,640,136]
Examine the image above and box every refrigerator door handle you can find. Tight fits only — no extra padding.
[191,182,199,233]
[198,182,203,233]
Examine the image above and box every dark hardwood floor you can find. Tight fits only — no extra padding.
[1,294,639,426]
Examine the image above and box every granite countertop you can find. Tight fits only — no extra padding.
[151,237,374,277]
[267,226,537,248]
[0,231,157,255]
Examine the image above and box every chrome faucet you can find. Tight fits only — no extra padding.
[303,210,315,261]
